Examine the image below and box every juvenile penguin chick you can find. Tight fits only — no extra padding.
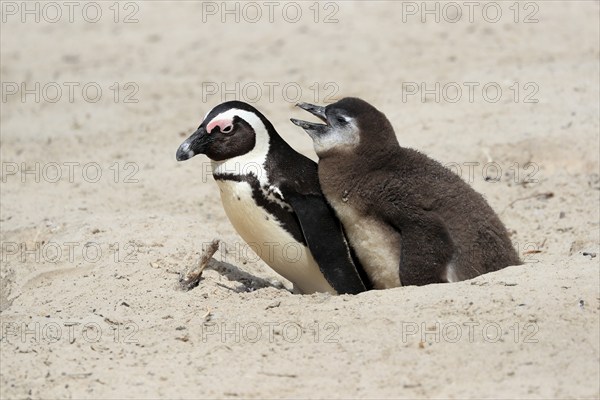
[291,97,520,288]
[176,101,368,295]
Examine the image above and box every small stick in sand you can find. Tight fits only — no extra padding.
[179,239,220,291]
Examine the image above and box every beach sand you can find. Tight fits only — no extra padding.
[1,1,598,398]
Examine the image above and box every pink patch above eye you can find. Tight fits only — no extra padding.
[207,118,233,134]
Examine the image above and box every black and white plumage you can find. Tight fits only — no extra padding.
[292,97,521,288]
[176,101,369,294]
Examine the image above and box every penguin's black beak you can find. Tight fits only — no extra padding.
[290,102,329,136]
[296,102,327,122]
[176,126,211,161]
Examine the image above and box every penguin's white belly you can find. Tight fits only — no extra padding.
[215,179,336,294]
[329,199,402,289]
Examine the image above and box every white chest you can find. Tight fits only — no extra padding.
[329,198,402,289]
[215,179,336,294]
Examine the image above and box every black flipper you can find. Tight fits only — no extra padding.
[385,207,455,286]
[285,193,368,294]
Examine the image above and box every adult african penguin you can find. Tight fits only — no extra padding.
[291,97,521,288]
[176,101,369,294]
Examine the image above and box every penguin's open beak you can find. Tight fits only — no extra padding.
[296,102,327,122]
[290,102,329,136]
[176,126,211,161]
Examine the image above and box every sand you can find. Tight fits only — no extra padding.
[0,1,599,398]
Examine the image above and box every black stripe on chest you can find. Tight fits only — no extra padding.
[214,172,306,246]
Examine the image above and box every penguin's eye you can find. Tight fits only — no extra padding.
[336,116,347,125]
[221,125,234,134]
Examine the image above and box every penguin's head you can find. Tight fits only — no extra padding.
[291,97,393,156]
[176,101,272,162]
